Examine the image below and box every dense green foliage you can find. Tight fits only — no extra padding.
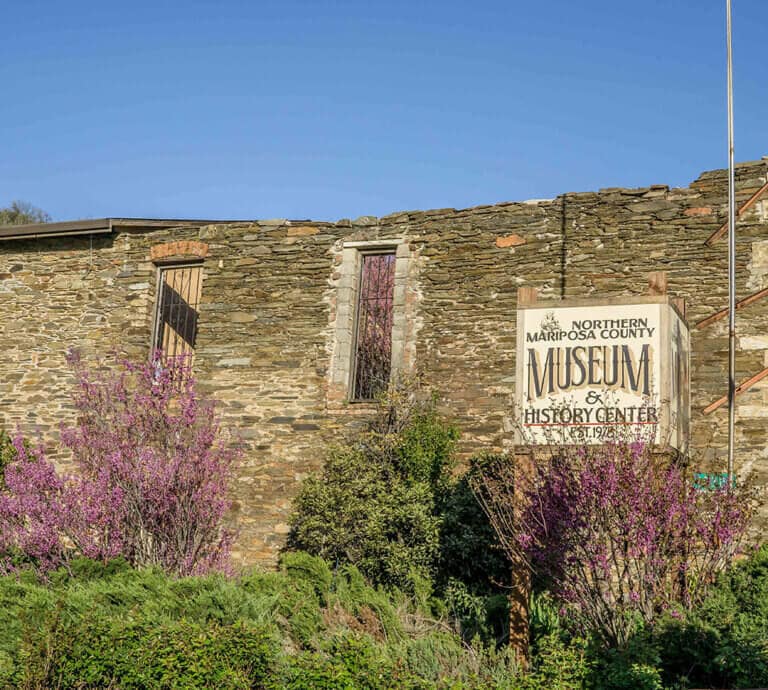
[287,391,513,651]
[0,546,765,688]
[288,440,444,593]
[642,543,768,689]
[0,553,525,689]
[288,391,509,612]
[437,471,510,594]
[289,396,456,592]
[510,544,768,689]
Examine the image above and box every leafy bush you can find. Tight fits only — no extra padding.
[288,385,459,592]
[0,352,240,576]
[589,633,664,690]
[0,553,525,689]
[288,382,512,652]
[510,544,768,690]
[8,547,763,689]
[443,579,509,645]
[519,632,590,690]
[650,543,768,689]
[437,473,510,596]
[22,615,276,689]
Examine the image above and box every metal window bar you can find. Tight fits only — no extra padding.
[153,264,202,362]
[352,252,396,400]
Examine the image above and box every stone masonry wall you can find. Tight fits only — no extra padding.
[1,159,768,565]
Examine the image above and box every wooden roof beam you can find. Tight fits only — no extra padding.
[704,179,768,247]
[695,286,768,330]
[702,366,768,414]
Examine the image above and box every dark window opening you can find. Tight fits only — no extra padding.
[153,264,203,359]
[352,252,396,400]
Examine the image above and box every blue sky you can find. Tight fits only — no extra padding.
[1,1,765,221]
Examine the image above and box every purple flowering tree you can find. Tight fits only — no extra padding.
[0,352,239,576]
[471,440,754,646]
[0,440,70,572]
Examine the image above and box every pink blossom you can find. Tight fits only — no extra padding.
[0,352,240,576]
[512,438,752,645]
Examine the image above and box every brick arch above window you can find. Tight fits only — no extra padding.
[150,240,209,263]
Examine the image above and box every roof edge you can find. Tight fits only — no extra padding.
[0,218,111,240]
[0,217,255,241]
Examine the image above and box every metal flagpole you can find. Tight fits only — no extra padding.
[726,0,736,485]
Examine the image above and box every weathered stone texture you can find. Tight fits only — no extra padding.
[2,159,768,564]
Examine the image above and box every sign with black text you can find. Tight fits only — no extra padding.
[516,300,689,450]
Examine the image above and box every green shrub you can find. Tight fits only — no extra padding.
[390,632,521,689]
[650,544,768,689]
[22,614,277,689]
[529,591,561,641]
[444,579,509,645]
[589,632,663,690]
[281,551,333,600]
[0,556,529,689]
[288,389,458,592]
[272,651,358,690]
[517,632,589,690]
[271,635,429,690]
[49,555,133,584]
[593,661,663,690]
[437,474,510,595]
[390,404,457,488]
[287,382,513,654]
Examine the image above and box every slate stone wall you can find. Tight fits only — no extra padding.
[2,158,768,565]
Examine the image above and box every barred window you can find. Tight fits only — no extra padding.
[351,252,396,400]
[152,264,203,358]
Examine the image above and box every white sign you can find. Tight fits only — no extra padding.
[516,301,689,450]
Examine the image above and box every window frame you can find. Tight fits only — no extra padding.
[150,259,205,360]
[327,238,415,407]
[348,249,398,402]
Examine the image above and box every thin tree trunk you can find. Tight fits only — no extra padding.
[509,555,531,669]
[510,447,533,668]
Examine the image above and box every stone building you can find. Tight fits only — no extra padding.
[2,158,768,565]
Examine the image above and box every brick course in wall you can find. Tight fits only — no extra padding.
[2,159,768,565]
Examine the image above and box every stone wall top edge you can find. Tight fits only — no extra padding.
[145,161,767,233]
[1,161,763,252]
[694,157,767,181]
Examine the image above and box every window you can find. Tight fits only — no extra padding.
[351,252,396,399]
[327,240,416,406]
[152,263,203,358]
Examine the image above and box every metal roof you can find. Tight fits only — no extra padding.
[0,218,251,241]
